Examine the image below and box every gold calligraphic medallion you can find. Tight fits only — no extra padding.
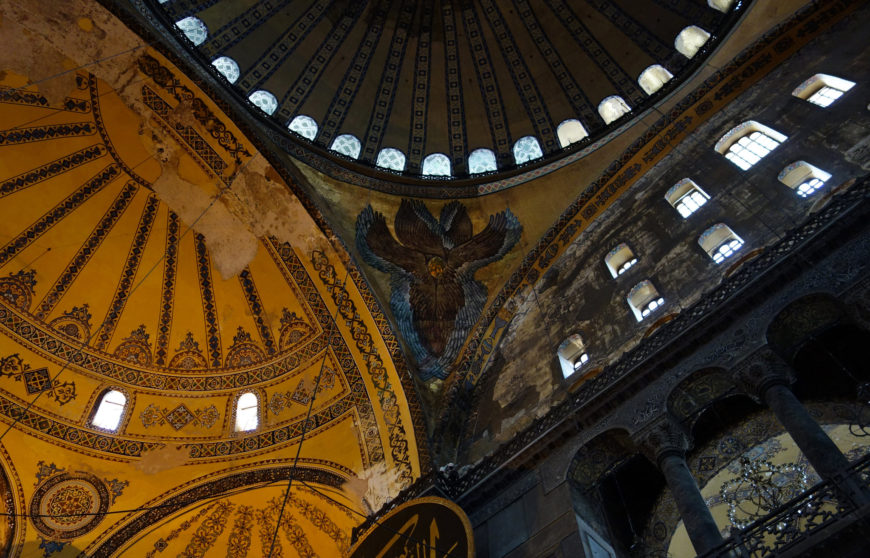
[349,496,474,558]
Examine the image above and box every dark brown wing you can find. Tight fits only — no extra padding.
[393,199,445,257]
[356,206,427,277]
[448,211,514,268]
[441,201,473,248]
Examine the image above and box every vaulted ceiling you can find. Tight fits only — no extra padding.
[0,1,427,553]
[147,0,741,193]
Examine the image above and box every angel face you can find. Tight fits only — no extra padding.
[427,257,446,278]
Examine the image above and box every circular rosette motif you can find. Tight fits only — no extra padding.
[30,472,110,540]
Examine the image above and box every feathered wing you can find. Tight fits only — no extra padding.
[449,208,523,276]
[393,199,445,256]
[440,201,473,248]
[355,205,427,278]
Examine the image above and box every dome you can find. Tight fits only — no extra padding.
[151,0,741,193]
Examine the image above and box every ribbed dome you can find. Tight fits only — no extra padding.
[150,0,743,192]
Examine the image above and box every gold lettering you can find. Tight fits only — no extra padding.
[376,514,419,558]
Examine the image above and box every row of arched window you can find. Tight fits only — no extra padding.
[557,71,855,379]
[91,389,260,433]
[168,4,731,177]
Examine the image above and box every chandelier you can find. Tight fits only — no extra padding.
[719,457,809,529]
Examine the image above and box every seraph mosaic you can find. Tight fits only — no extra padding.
[357,200,521,380]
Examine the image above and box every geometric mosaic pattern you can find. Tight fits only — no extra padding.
[140,403,220,430]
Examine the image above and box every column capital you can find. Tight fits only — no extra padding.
[734,347,794,402]
[632,415,690,466]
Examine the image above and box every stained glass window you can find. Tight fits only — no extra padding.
[330,134,362,159]
[422,153,451,177]
[468,148,498,174]
[211,56,239,84]
[248,90,278,115]
[513,136,543,165]
[376,148,406,171]
[288,115,318,140]
[175,16,208,46]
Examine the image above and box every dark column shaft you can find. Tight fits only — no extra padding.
[659,453,724,555]
[763,384,851,478]
[763,383,868,505]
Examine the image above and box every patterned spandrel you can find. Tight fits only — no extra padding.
[248,90,278,115]
[330,134,361,159]
[422,153,451,176]
[468,149,497,174]
[211,56,239,84]
[376,148,406,171]
[288,115,318,140]
[513,136,543,165]
[176,17,208,47]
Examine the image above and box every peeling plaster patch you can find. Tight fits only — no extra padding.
[151,156,259,279]
[135,444,189,474]
[0,0,142,106]
[223,154,332,255]
[348,462,404,514]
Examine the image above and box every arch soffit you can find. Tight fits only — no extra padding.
[86,461,355,556]
[566,428,634,490]
[667,367,735,424]
[766,292,848,357]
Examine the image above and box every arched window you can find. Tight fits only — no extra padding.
[468,148,498,174]
[714,121,787,170]
[288,115,318,140]
[708,0,736,12]
[513,136,544,164]
[778,161,832,198]
[248,90,278,115]
[175,16,208,46]
[792,74,855,108]
[557,120,589,148]
[665,178,709,218]
[675,26,710,58]
[557,334,590,379]
[422,153,451,177]
[91,389,127,431]
[598,96,631,124]
[604,243,638,278]
[376,148,406,171]
[235,392,259,432]
[627,280,665,322]
[699,223,744,264]
[638,65,674,95]
[211,56,240,84]
[330,134,362,159]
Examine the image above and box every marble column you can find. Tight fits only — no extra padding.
[634,416,724,555]
[737,349,867,504]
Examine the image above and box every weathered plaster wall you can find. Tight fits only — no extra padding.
[463,6,870,462]
[281,0,814,390]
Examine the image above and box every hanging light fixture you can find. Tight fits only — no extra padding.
[719,457,809,529]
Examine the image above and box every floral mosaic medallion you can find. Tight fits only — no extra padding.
[30,472,110,540]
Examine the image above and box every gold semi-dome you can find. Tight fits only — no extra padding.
[2,0,870,556]
[0,1,427,553]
